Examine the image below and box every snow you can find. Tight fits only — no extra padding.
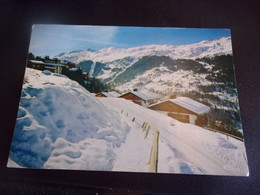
[29,60,44,64]
[8,68,130,170]
[89,61,96,77]
[121,90,160,101]
[97,91,121,98]
[8,68,248,176]
[44,66,56,70]
[44,62,65,67]
[169,97,210,115]
[69,68,78,71]
[98,97,248,176]
[57,37,232,64]
[111,113,153,172]
[115,67,211,94]
[7,158,24,168]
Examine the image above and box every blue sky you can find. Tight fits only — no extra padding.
[29,25,231,57]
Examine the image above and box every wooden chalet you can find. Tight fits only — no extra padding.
[119,90,160,107]
[148,97,210,126]
[28,60,66,74]
[96,91,121,98]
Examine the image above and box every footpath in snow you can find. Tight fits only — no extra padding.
[99,97,249,176]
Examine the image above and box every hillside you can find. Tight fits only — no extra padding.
[56,37,232,84]
[8,68,248,175]
[58,36,241,136]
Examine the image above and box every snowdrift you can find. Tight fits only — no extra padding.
[8,68,130,170]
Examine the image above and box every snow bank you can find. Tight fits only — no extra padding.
[8,68,130,170]
[99,98,248,176]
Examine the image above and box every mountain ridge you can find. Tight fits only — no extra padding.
[56,36,232,64]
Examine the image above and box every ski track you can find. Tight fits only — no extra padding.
[89,61,96,77]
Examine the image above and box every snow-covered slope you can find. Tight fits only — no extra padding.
[8,68,130,170]
[116,67,210,93]
[57,37,232,64]
[8,68,248,175]
[99,97,248,176]
[56,37,234,98]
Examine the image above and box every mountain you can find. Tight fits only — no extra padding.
[57,37,232,64]
[56,36,232,85]
[56,36,242,137]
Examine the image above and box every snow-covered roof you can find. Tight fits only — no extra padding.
[123,90,160,101]
[98,91,121,98]
[169,97,210,115]
[44,66,56,70]
[29,60,44,64]
[69,68,78,71]
[29,60,65,67]
[44,62,66,67]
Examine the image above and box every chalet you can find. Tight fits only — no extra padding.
[95,91,121,98]
[148,97,210,126]
[119,90,160,107]
[28,60,66,74]
[82,72,88,80]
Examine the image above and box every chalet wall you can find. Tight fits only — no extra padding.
[168,113,190,123]
[120,93,143,105]
[195,115,208,126]
[96,93,105,97]
[149,101,197,116]
[149,101,208,126]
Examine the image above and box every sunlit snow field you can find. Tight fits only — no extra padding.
[8,68,248,176]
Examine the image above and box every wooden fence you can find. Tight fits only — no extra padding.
[122,110,160,173]
[148,130,159,172]
[205,127,244,141]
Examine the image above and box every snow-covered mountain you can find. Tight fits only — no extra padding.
[56,36,232,88]
[56,37,241,133]
[57,37,232,63]
[8,68,248,175]
[55,37,242,135]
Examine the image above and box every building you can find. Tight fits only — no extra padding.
[95,91,121,98]
[148,97,210,126]
[28,60,66,74]
[119,90,160,107]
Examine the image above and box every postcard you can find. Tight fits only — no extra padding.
[7,25,249,176]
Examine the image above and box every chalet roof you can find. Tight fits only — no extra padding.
[169,97,210,115]
[29,60,44,64]
[122,90,160,101]
[45,66,57,70]
[44,62,66,67]
[29,60,65,67]
[69,68,78,71]
[98,91,121,98]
